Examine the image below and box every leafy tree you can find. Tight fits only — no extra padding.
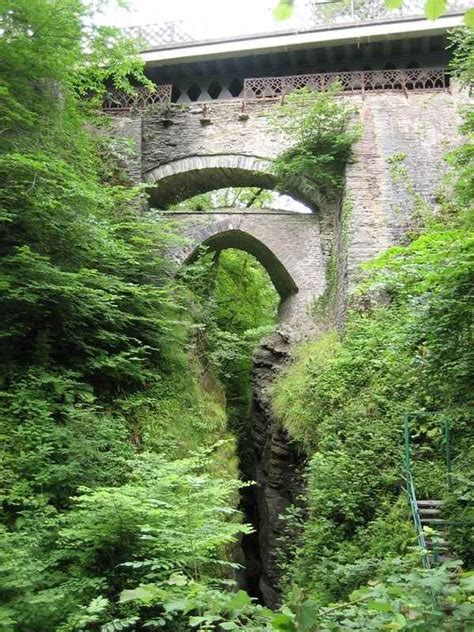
[270,86,360,191]
[0,2,261,629]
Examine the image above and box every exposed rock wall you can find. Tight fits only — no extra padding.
[248,331,303,607]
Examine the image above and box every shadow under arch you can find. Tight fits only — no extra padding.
[185,229,298,300]
[145,154,326,212]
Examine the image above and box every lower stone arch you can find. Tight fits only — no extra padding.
[164,209,325,331]
[185,229,298,300]
[145,154,325,212]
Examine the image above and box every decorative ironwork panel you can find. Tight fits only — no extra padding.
[123,22,193,49]
[102,85,172,112]
[101,69,447,113]
[404,68,446,90]
[243,68,447,99]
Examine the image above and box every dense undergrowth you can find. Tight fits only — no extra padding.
[0,1,258,629]
[0,2,281,629]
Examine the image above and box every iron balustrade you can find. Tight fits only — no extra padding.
[122,1,470,51]
[102,84,173,113]
[405,468,431,569]
[101,68,449,113]
[403,412,454,569]
[243,68,448,99]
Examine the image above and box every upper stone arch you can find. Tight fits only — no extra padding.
[145,153,325,211]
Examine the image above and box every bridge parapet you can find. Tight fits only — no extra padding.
[123,1,469,51]
[103,68,450,112]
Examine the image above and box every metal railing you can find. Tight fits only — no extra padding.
[309,0,468,26]
[405,469,431,569]
[122,1,470,51]
[123,21,193,50]
[403,412,454,568]
[102,84,173,113]
[102,68,449,113]
[243,68,448,99]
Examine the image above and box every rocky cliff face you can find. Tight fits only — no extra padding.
[244,330,304,608]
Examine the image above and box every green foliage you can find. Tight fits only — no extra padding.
[280,556,474,631]
[444,449,474,568]
[0,370,133,509]
[450,27,474,88]
[0,2,184,398]
[0,2,261,630]
[272,212,473,600]
[182,247,278,477]
[447,29,474,209]
[271,86,359,192]
[424,0,447,21]
[170,187,275,211]
[0,452,261,631]
[0,0,185,515]
[183,248,278,384]
[273,0,294,21]
[385,0,403,9]
[0,0,149,152]
[464,8,474,28]
[62,450,269,631]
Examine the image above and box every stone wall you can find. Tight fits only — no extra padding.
[344,90,463,286]
[112,88,464,304]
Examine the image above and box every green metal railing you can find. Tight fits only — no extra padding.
[403,412,453,568]
[405,466,431,569]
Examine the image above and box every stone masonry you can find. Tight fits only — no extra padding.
[113,88,465,331]
[161,209,325,330]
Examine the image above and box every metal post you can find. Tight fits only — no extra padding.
[444,419,452,492]
[403,413,412,474]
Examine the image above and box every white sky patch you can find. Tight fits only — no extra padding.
[274,194,312,213]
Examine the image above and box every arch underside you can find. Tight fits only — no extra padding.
[145,154,325,212]
[151,167,276,208]
[185,229,298,299]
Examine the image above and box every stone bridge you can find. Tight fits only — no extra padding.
[162,210,324,328]
[109,21,469,604]
[113,89,466,332]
